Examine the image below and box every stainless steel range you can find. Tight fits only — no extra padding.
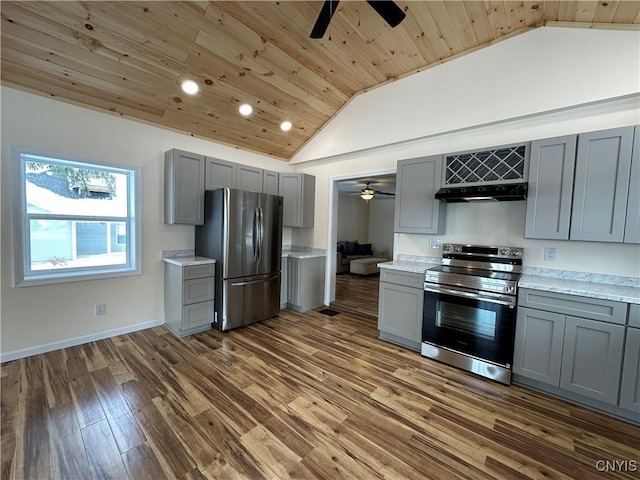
[421,243,523,384]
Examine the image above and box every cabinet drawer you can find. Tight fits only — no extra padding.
[629,304,640,328]
[183,277,214,305]
[182,301,214,329]
[183,263,215,280]
[518,288,627,325]
[380,269,424,289]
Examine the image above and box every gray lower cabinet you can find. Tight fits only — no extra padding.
[280,256,288,308]
[237,165,263,193]
[394,155,445,234]
[164,149,205,225]
[619,327,640,414]
[263,170,279,196]
[513,307,565,386]
[378,269,424,351]
[524,135,576,240]
[570,126,634,242]
[205,157,237,190]
[559,316,625,405]
[279,173,315,228]
[514,288,638,422]
[164,261,215,337]
[624,126,640,244]
[283,255,325,312]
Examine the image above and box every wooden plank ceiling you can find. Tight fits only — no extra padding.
[1,1,638,161]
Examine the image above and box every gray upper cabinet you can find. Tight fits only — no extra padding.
[236,165,263,193]
[525,135,577,240]
[624,126,640,244]
[279,173,315,228]
[570,126,634,242]
[164,149,205,225]
[394,155,446,234]
[560,316,625,405]
[619,327,640,414]
[205,157,236,190]
[263,170,279,196]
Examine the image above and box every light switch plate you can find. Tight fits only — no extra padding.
[429,238,441,249]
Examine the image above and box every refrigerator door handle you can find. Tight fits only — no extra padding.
[231,273,279,287]
[253,207,259,263]
[258,207,264,263]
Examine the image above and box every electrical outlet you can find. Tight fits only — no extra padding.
[429,238,441,249]
[95,303,105,316]
[544,248,556,262]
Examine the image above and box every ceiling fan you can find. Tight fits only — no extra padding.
[310,0,406,39]
[359,181,395,201]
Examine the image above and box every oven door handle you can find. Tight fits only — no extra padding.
[423,285,515,308]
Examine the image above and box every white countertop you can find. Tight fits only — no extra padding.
[162,256,216,267]
[283,249,326,259]
[518,275,640,304]
[378,261,639,304]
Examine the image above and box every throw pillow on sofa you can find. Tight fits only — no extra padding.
[352,243,373,256]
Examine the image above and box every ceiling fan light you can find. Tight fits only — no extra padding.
[361,188,375,200]
[181,79,199,95]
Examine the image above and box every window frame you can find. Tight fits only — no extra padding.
[12,146,142,287]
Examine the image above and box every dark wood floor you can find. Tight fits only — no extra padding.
[2,307,639,480]
[332,272,380,317]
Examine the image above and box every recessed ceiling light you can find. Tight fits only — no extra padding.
[280,121,292,132]
[239,104,253,116]
[181,80,199,95]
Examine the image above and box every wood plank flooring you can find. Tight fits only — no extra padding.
[332,272,380,317]
[2,307,639,479]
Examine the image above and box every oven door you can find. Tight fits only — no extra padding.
[422,284,516,367]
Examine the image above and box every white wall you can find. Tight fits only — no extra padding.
[0,87,290,357]
[336,194,369,243]
[367,198,394,259]
[293,27,640,163]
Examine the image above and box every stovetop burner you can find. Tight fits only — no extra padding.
[425,243,523,295]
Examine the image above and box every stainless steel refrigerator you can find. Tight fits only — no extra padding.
[195,188,283,331]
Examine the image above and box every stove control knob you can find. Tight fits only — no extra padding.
[454,246,462,252]
[499,248,509,256]
[510,250,521,257]
[443,244,453,253]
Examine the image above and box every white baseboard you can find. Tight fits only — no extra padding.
[0,318,165,363]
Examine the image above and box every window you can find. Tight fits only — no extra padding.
[13,148,140,286]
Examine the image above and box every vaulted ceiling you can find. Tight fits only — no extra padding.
[1,1,638,161]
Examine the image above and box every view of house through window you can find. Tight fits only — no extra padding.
[16,150,139,285]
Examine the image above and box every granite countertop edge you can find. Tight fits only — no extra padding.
[162,256,216,266]
[518,275,640,304]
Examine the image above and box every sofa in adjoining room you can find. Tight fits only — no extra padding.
[336,240,374,274]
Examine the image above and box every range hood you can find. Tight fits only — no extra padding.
[435,183,528,203]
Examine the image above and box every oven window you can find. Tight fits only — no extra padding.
[435,300,497,339]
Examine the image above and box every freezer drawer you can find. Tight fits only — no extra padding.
[217,273,280,331]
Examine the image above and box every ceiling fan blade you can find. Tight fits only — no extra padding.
[366,0,406,28]
[376,191,395,196]
[310,0,340,38]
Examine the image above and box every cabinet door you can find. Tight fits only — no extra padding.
[619,328,640,414]
[513,307,565,386]
[164,149,205,225]
[237,165,263,193]
[263,170,279,195]
[279,173,315,228]
[624,126,640,244]
[560,316,625,405]
[287,257,299,306]
[280,256,288,307]
[394,155,445,234]
[378,282,423,343]
[205,157,236,190]
[525,135,577,240]
[570,126,634,242]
